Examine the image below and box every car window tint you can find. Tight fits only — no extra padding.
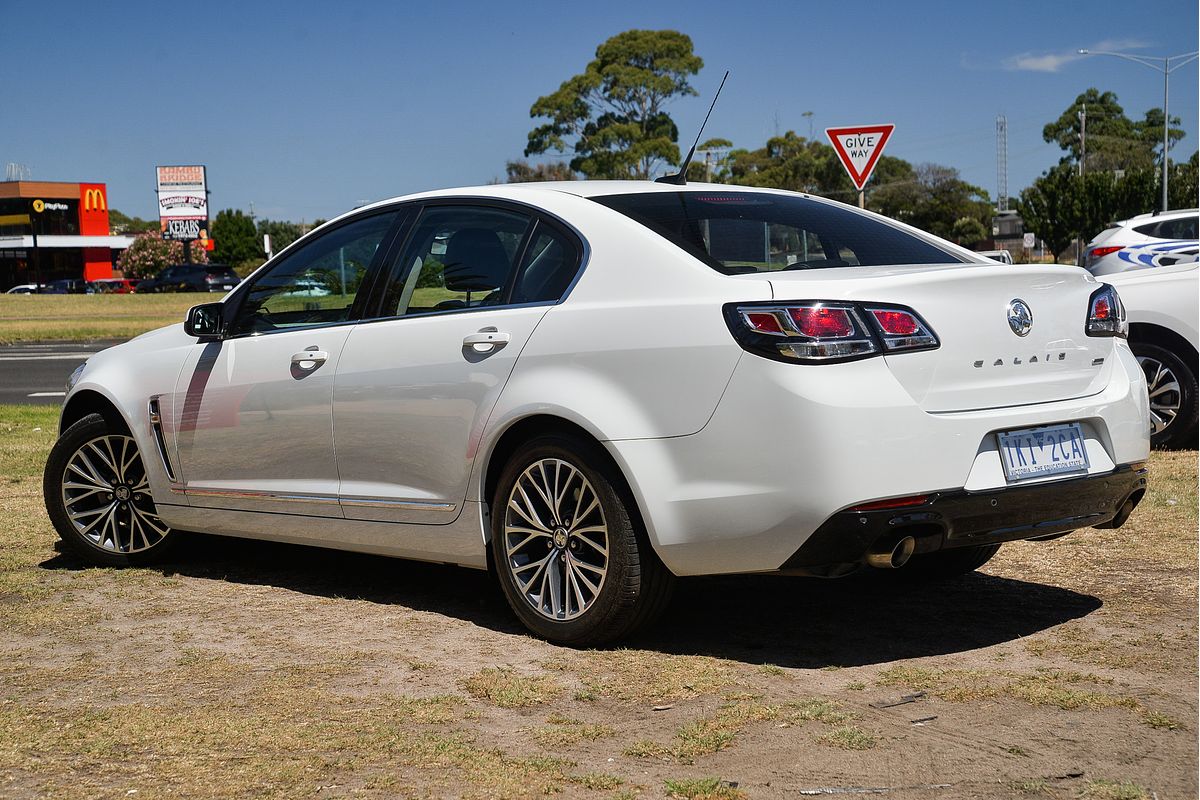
[593,191,963,274]
[230,211,397,335]
[382,206,531,317]
[1158,216,1198,239]
[512,225,580,303]
[1133,221,1160,236]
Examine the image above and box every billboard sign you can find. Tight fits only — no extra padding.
[156,165,208,241]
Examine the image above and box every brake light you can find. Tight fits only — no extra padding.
[1086,284,1127,338]
[790,307,854,338]
[726,301,939,364]
[1087,245,1123,264]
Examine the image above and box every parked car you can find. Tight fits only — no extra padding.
[1083,208,1199,269]
[1101,262,1198,449]
[1087,240,1199,277]
[977,249,1013,264]
[88,278,139,294]
[5,283,41,294]
[136,263,240,293]
[43,182,1151,645]
[40,279,92,294]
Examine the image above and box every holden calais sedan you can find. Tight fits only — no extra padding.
[44,182,1151,644]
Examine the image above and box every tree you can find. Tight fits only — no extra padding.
[257,218,304,254]
[525,29,703,179]
[1043,88,1184,173]
[1169,151,1199,209]
[117,232,207,279]
[868,164,992,240]
[503,159,577,182]
[951,216,989,247]
[210,209,260,266]
[107,209,158,235]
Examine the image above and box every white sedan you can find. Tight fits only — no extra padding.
[43,182,1151,644]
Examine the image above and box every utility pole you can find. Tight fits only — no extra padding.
[1077,48,1198,211]
[802,110,814,140]
[996,115,1008,212]
[1078,104,1087,177]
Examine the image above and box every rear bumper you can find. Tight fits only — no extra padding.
[780,463,1148,572]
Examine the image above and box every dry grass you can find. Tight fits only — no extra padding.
[816,725,878,750]
[1080,779,1151,799]
[556,649,734,703]
[461,667,561,708]
[0,294,197,343]
[663,777,747,800]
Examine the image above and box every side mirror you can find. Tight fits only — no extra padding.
[184,302,225,340]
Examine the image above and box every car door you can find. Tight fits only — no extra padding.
[332,204,584,524]
[170,209,403,517]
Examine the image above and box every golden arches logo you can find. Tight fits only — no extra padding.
[31,199,44,213]
[84,189,107,212]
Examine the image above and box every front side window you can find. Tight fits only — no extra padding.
[593,191,964,274]
[230,211,397,336]
[381,206,531,317]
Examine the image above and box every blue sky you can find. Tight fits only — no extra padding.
[4,0,1196,221]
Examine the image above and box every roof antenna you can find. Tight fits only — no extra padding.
[656,70,729,185]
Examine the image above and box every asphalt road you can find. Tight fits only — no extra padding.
[0,341,125,405]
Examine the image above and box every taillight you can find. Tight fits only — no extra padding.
[724,301,939,364]
[1085,284,1127,338]
[1086,245,1123,265]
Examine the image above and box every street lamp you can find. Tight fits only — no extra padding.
[1076,48,1199,212]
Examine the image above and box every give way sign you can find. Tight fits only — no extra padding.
[825,124,895,191]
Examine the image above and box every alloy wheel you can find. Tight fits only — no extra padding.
[1138,355,1182,435]
[61,435,171,553]
[503,458,609,621]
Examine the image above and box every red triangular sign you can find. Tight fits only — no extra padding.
[825,124,895,191]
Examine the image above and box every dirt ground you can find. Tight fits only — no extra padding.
[1,406,1196,799]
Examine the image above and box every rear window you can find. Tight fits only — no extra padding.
[204,265,237,276]
[593,191,966,274]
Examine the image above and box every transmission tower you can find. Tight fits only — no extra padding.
[5,163,32,181]
[995,116,1008,212]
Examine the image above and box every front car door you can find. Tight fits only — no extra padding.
[170,209,402,517]
[333,203,584,523]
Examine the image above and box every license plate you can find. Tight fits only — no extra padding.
[223,284,233,289]
[996,423,1090,482]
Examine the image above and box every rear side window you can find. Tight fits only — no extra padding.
[593,191,964,274]
[512,225,581,303]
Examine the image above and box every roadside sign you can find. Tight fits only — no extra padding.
[156,165,208,241]
[825,124,895,191]
[1023,233,1036,249]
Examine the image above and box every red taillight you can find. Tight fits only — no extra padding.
[789,307,854,338]
[1086,284,1127,337]
[727,302,938,364]
[1088,245,1122,263]
[848,494,931,512]
[870,309,920,336]
[745,311,785,334]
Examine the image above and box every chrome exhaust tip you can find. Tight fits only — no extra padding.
[866,535,916,569]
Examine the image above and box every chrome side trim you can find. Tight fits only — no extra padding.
[340,497,457,512]
[147,396,178,483]
[183,487,341,505]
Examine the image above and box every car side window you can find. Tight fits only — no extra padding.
[229,211,398,336]
[1158,216,1198,239]
[511,224,582,304]
[381,206,531,317]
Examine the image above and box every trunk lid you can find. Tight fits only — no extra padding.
[759,263,1115,412]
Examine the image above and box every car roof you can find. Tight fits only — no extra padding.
[1117,207,1200,225]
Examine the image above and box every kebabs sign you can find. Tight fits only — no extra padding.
[156,165,208,241]
[825,125,895,191]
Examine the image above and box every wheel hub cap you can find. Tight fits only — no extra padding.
[61,434,171,554]
[1137,355,1182,435]
[503,457,610,621]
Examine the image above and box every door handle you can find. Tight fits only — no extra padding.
[291,350,329,367]
[463,330,510,353]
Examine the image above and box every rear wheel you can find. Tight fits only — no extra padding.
[43,413,179,566]
[895,543,1001,581]
[1130,340,1198,450]
[490,434,673,645]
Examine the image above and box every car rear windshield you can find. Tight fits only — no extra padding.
[592,191,966,274]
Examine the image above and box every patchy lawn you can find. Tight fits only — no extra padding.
[1,404,1195,798]
[0,295,197,344]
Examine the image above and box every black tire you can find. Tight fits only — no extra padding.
[895,543,1001,581]
[490,434,673,646]
[43,413,180,567]
[1130,340,1198,450]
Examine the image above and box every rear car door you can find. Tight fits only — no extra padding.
[170,209,403,517]
[332,203,583,523]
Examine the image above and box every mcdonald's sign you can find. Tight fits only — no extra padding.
[78,183,110,236]
[83,188,107,211]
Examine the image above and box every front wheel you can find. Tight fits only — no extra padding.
[490,435,673,645]
[43,413,179,566]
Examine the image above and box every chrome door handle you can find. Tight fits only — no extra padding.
[462,331,510,353]
[291,350,328,366]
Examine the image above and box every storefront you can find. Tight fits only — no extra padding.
[0,181,132,289]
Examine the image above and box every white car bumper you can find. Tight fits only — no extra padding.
[608,344,1151,576]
